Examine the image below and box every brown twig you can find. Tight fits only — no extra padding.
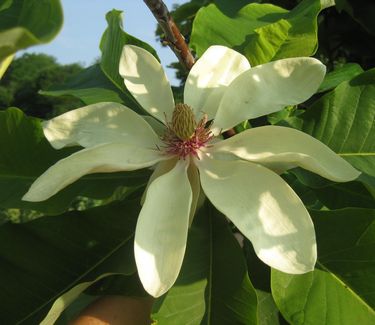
[143,0,195,71]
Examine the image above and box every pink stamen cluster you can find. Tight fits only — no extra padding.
[162,114,213,159]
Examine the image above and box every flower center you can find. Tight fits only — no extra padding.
[162,104,213,159]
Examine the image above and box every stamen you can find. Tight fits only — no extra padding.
[162,104,213,159]
[171,103,197,140]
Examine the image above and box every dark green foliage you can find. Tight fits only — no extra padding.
[0,199,140,324]
[0,53,83,117]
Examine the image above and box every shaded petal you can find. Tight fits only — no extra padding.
[134,160,192,297]
[196,158,316,274]
[119,45,174,123]
[212,57,326,132]
[23,143,164,202]
[212,126,360,182]
[184,46,250,120]
[187,163,201,226]
[43,102,162,149]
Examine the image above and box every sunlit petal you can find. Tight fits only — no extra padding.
[212,126,360,181]
[184,45,250,120]
[212,57,326,132]
[141,158,177,205]
[197,157,317,274]
[119,45,174,123]
[22,143,164,202]
[134,160,192,297]
[43,102,162,149]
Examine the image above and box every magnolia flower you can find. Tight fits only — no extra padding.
[23,45,360,298]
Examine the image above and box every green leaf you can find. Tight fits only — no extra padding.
[272,208,375,324]
[287,169,375,209]
[0,108,150,215]
[191,0,324,65]
[40,64,134,106]
[0,0,63,60]
[0,199,140,324]
[283,69,375,178]
[41,273,116,325]
[152,203,258,324]
[257,290,280,325]
[100,10,159,97]
[318,63,364,93]
[54,272,147,323]
[314,182,375,209]
[0,53,13,79]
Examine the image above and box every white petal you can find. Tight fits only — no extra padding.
[134,160,192,297]
[141,158,177,205]
[119,45,174,124]
[212,57,326,132]
[43,102,162,149]
[196,157,317,274]
[22,143,164,202]
[184,46,250,120]
[212,126,360,182]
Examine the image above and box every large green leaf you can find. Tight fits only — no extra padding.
[152,203,258,324]
[318,63,364,93]
[287,169,375,209]
[100,10,159,97]
[191,0,324,65]
[272,208,375,324]
[40,64,136,107]
[283,69,375,178]
[41,273,115,325]
[0,108,150,215]
[313,182,375,209]
[0,199,140,324]
[257,290,280,325]
[0,53,13,79]
[0,0,63,61]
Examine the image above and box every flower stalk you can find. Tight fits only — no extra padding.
[143,0,195,70]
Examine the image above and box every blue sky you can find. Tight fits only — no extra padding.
[21,0,187,85]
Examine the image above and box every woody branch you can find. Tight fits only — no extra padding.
[143,0,195,70]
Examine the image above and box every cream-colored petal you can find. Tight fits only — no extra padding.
[22,143,164,202]
[119,45,174,124]
[196,157,317,274]
[134,160,192,297]
[212,126,360,182]
[184,45,250,120]
[212,57,326,132]
[43,102,162,149]
[141,158,177,205]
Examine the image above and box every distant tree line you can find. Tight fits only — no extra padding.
[0,53,83,118]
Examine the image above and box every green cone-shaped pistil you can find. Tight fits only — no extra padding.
[171,104,197,140]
